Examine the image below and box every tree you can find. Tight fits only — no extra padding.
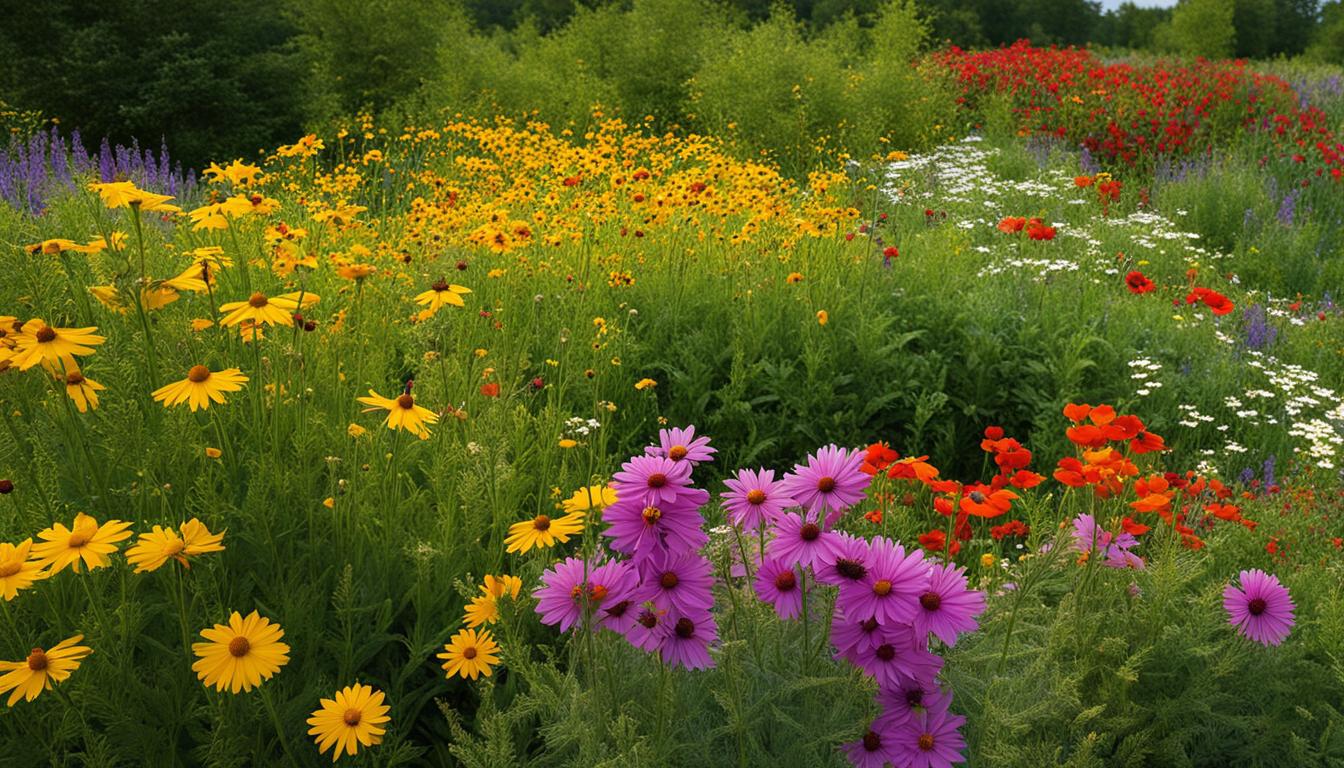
[1168,0,1236,58]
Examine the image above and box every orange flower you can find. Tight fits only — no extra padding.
[1063,403,1092,423]
[958,485,1017,518]
[1129,430,1167,454]
[997,216,1027,233]
[886,456,939,484]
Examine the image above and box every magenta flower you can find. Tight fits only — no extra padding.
[535,557,636,633]
[767,511,838,570]
[840,724,898,768]
[889,706,967,768]
[830,609,886,660]
[814,532,871,588]
[603,489,709,563]
[658,610,718,670]
[839,536,929,625]
[753,558,802,620]
[911,563,985,646]
[1072,513,1144,570]
[623,606,667,652]
[637,551,715,616]
[1223,568,1295,646]
[851,623,943,690]
[722,467,796,528]
[612,454,694,507]
[874,680,950,729]
[779,444,870,528]
[648,425,716,465]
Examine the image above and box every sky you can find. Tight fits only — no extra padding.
[1099,0,1178,8]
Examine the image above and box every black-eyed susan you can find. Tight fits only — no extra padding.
[152,366,248,411]
[0,539,47,600]
[504,511,584,554]
[0,635,92,705]
[482,574,523,600]
[219,291,319,327]
[9,320,105,371]
[88,180,180,212]
[124,519,225,573]
[306,683,391,762]
[357,387,438,439]
[31,512,132,574]
[337,264,377,282]
[61,368,104,413]
[191,610,290,693]
[437,628,499,680]
[413,279,472,317]
[463,574,523,627]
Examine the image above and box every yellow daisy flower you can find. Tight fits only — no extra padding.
[413,279,472,316]
[191,610,290,693]
[306,683,391,762]
[356,389,438,439]
[124,519,226,573]
[60,368,104,413]
[504,511,584,554]
[31,512,132,574]
[218,291,319,327]
[481,574,523,600]
[152,366,248,411]
[0,539,47,600]
[0,635,92,706]
[562,485,617,515]
[437,628,500,680]
[462,595,498,628]
[9,320,105,371]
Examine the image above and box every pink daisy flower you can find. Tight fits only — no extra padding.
[535,557,637,633]
[721,467,796,528]
[889,706,967,768]
[779,444,870,528]
[658,610,718,670]
[840,724,898,768]
[612,454,695,507]
[1223,568,1295,646]
[767,511,838,571]
[839,536,929,625]
[911,563,985,646]
[753,558,802,620]
[814,532,872,588]
[647,425,716,465]
[852,623,943,690]
[637,551,715,616]
[623,606,667,652]
[875,680,950,729]
[603,488,709,563]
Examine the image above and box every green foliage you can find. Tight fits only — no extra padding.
[1164,0,1237,59]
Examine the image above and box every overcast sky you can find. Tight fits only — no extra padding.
[1099,0,1178,8]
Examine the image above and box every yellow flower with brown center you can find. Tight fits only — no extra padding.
[504,511,584,554]
[9,320,105,371]
[152,366,248,411]
[0,635,92,705]
[191,610,290,693]
[218,291,319,327]
[356,389,438,439]
[124,519,226,573]
[0,539,47,600]
[31,512,132,574]
[437,628,500,680]
[306,683,391,762]
[62,368,104,413]
[413,279,472,317]
[337,263,376,282]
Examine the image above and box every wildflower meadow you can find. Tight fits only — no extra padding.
[2,3,1344,766]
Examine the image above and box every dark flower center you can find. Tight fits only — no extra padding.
[637,610,658,629]
[774,570,797,591]
[920,591,942,611]
[860,618,879,633]
[228,637,251,658]
[969,491,986,503]
[875,644,895,661]
[432,278,451,292]
[247,292,268,308]
[396,393,415,409]
[605,600,630,618]
[660,571,679,589]
[800,523,820,541]
[746,489,767,505]
[65,371,85,385]
[1248,597,1267,616]
[674,617,695,639]
[647,472,667,488]
[668,445,688,461]
[918,733,935,751]
[34,327,56,343]
[906,688,923,708]
[642,506,662,525]
[26,649,47,671]
[835,558,867,580]
[187,365,211,383]
[532,515,551,531]
[462,646,477,660]
[862,731,881,752]
[817,476,836,493]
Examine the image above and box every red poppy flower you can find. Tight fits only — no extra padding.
[1129,430,1167,454]
[479,382,500,397]
[1074,175,1095,188]
[990,519,1029,540]
[1025,219,1056,240]
[917,529,959,555]
[997,216,1027,233]
[1125,271,1155,294]
[959,485,1018,518]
